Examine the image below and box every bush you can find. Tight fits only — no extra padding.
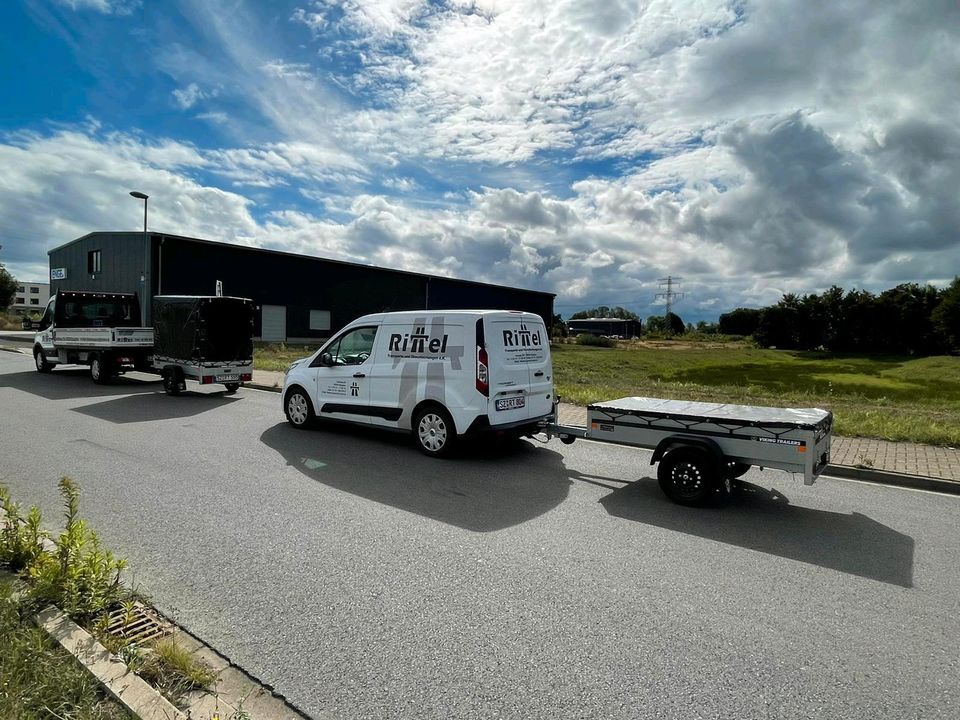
[575,334,616,348]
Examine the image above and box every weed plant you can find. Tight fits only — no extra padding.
[0,486,48,571]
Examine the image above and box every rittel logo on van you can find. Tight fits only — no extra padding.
[502,323,542,348]
[389,325,449,355]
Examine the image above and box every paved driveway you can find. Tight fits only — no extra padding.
[1,351,958,719]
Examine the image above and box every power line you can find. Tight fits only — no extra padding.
[655,276,685,317]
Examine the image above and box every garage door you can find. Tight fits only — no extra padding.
[261,305,287,342]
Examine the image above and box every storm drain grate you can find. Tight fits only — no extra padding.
[103,602,173,645]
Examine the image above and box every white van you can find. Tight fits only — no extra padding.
[281,310,554,456]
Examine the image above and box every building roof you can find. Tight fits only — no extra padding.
[49,231,555,299]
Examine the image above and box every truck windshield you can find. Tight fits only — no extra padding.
[57,297,139,328]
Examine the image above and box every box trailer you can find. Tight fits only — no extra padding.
[543,397,832,506]
[152,296,254,395]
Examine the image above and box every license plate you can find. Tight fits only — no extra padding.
[215,374,240,382]
[495,396,526,411]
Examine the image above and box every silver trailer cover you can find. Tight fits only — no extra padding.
[589,397,830,429]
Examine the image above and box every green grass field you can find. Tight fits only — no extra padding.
[552,342,960,446]
[254,341,320,372]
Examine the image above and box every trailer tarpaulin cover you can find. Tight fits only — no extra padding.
[590,397,831,429]
[152,296,254,362]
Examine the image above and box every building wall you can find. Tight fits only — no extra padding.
[48,233,149,315]
[8,281,50,315]
[567,318,641,337]
[48,232,554,341]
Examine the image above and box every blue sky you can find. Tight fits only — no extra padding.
[1,0,958,323]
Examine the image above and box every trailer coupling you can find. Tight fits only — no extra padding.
[538,421,588,446]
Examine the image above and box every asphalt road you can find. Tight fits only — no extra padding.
[2,349,958,720]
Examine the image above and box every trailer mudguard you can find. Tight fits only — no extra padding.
[650,435,725,469]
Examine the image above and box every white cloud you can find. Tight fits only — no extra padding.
[172,83,216,110]
[56,0,140,14]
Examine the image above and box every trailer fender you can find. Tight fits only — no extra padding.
[650,435,725,471]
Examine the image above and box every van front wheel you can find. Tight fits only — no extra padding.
[414,406,456,458]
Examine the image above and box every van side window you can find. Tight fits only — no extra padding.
[323,326,378,366]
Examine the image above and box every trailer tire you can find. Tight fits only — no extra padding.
[34,347,52,373]
[224,383,240,394]
[163,367,184,396]
[657,447,719,507]
[413,404,456,458]
[284,387,314,428]
[90,353,111,385]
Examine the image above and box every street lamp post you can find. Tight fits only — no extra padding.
[129,191,149,325]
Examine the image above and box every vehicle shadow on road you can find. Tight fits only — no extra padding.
[71,389,241,423]
[598,478,915,588]
[259,423,572,532]
[0,368,160,401]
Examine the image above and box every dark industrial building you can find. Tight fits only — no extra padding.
[567,317,641,338]
[47,232,555,341]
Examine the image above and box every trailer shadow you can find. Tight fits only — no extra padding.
[0,368,160,401]
[598,478,914,588]
[259,423,572,532]
[71,389,241,424]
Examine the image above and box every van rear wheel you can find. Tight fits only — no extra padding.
[414,406,456,458]
[90,354,111,385]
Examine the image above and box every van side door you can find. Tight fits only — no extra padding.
[312,324,378,423]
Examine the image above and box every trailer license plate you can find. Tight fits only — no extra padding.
[495,396,525,411]
[215,374,240,382]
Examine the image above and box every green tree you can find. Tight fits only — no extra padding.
[718,308,762,336]
[933,277,960,353]
[570,306,639,320]
[666,312,685,335]
[551,313,568,338]
[0,263,17,308]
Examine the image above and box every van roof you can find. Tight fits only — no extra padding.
[353,309,543,323]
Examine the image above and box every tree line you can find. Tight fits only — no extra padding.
[719,279,960,355]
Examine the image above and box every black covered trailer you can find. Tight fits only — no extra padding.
[152,295,254,395]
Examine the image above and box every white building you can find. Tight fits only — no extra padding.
[9,281,50,315]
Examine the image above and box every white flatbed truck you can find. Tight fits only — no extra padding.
[542,396,832,506]
[33,291,154,383]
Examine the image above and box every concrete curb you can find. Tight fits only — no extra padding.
[824,464,960,495]
[248,382,282,393]
[36,606,189,720]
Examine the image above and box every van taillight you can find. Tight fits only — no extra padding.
[476,346,489,396]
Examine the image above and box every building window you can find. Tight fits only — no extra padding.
[309,309,331,331]
[30,287,39,293]
[17,286,24,293]
[30,298,39,305]
[16,297,25,304]
[87,250,102,274]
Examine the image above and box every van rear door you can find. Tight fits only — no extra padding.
[485,312,551,424]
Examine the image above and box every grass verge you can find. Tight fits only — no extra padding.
[552,343,960,446]
[0,579,131,720]
[254,341,318,372]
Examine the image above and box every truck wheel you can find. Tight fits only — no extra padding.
[34,347,52,373]
[162,368,183,396]
[413,405,456,458]
[90,354,111,385]
[224,383,240,394]
[284,388,314,428]
[657,447,719,507]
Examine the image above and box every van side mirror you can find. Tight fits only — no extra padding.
[319,352,333,367]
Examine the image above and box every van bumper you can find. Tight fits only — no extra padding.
[464,413,553,437]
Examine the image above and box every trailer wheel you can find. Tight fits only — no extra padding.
[162,367,183,396]
[224,383,240,394]
[90,354,111,385]
[284,387,314,428]
[34,347,52,373]
[657,447,719,506]
[413,405,456,458]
